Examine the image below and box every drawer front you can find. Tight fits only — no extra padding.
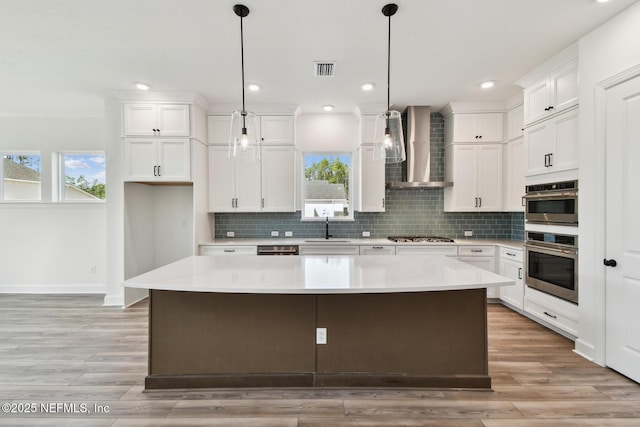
[500,247,523,262]
[299,245,360,256]
[458,246,495,256]
[524,286,578,337]
[395,245,458,256]
[359,245,396,255]
[200,246,257,256]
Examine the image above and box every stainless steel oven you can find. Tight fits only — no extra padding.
[525,180,578,225]
[524,231,578,304]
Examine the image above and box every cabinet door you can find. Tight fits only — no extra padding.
[524,121,553,176]
[446,145,478,211]
[208,115,232,145]
[209,146,235,212]
[551,62,579,114]
[234,159,262,212]
[261,146,295,212]
[124,139,158,181]
[507,104,524,141]
[157,139,191,182]
[123,104,157,136]
[504,138,525,212]
[459,256,497,298]
[524,79,552,125]
[499,257,524,310]
[475,113,504,142]
[452,115,478,142]
[359,145,385,212]
[360,115,377,145]
[476,145,502,211]
[156,105,190,136]
[551,108,579,173]
[260,116,294,145]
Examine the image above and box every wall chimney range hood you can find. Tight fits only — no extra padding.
[386,106,453,189]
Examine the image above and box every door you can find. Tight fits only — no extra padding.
[524,121,553,176]
[261,146,295,212]
[123,104,156,136]
[124,139,157,181]
[157,139,190,181]
[605,74,640,383]
[156,104,190,136]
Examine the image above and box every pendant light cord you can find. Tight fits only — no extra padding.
[240,14,247,128]
[386,12,391,113]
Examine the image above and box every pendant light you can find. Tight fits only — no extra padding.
[229,4,260,161]
[373,3,406,163]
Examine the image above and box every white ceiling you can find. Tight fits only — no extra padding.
[1,0,637,116]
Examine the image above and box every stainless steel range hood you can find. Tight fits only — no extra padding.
[386,106,453,189]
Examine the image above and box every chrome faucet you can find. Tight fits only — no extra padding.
[325,216,332,240]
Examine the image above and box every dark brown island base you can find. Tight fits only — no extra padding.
[123,255,513,390]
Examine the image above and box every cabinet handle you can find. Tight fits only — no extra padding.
[518,267,523,280]
[543,311,557,320]
[471,249,483,253]
[474,197,478,207]
[372,246,384,249]
[153,165,157,176]
[522,196,526,207]
[478,197,482,208]
[382,198,385,208]
[157,165,161,176]
[234,198,238,208]
[224,249,236,253]
[548,106,554,111]
[506,252,516,257]
[548,153,553,167]
[261,198,265,208]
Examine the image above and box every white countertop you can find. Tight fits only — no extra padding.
[199,238,523,249]
[123,255,514,294]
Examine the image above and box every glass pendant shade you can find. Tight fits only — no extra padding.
[373,110,406,163]
[229,110,260,161]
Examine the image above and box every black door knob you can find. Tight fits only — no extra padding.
[603,259,618,267]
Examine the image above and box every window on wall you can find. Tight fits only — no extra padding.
[302,153,352,220]
[1,153,42,201]
[60,153,106,201]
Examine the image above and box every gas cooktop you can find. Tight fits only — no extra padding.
[387,236,455,243]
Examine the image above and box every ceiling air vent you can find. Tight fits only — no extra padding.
[314,61,336,77]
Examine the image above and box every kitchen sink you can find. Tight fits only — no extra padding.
[303,239,352,243]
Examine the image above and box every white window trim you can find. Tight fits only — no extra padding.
[300,151,354,222]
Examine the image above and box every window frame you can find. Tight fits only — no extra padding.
[1,151,43,203]
[56,151,107,203]
[300,151,354,222]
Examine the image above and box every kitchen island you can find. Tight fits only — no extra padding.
[124,255,514,390]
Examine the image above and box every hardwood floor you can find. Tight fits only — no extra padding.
[0,294,639,426]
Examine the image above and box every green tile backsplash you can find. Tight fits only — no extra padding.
[214,113,525,241]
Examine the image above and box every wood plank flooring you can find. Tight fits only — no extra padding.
[0,294,639,426]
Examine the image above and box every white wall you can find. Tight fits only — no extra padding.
[576,1,640,364]
[295,114,358,151]
[0,116,107,293]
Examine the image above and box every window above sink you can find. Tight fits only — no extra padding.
[301,152,353,221]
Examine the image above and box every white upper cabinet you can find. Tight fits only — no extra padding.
[447,113,504,143]
[123,104,190,137]
[259,116,295,145]
[523,60,578,125]
[207,115,294,146]
[124,138,191,182]
[524,107,578,177]
[209,146,261,212]
[507,104,524,141]
[360,114,378,145]
[503,138,525,211]
[444,144,502,212]
[359,145,386,212]
[261,146,295,212]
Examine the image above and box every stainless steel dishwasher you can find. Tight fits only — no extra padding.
[256,245,299,255]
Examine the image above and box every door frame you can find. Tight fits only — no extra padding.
[579,64,640,366]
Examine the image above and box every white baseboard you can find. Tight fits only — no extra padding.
[103,293,124,307]
[574,338,603,366]
[0,284,105,294]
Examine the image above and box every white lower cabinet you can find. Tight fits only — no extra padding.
[498,247,524,310]
[524,286,578,338]
[359,245,396,255]
[199,245,257,256]
[394,245,458,256]
[458,246,497,298]
[299,245,360,255]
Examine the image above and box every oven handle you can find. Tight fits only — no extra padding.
[524,243,577,256]
[524,191,578,199]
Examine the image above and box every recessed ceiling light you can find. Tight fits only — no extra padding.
[323,105,334,112]
[135,82,151,90]
[248,83,261,92]
[480,80,495,89]
[596,0,611,3]
[361,83,375,91]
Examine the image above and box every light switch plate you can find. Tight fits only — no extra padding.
[316,328,327,345]
[464,230,473,237]
[271,231,279,237]
[362,231,371,237]
[226,231,235,237]
[285,231,293,237]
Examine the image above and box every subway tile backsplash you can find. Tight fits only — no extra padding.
[214,113,525,241]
